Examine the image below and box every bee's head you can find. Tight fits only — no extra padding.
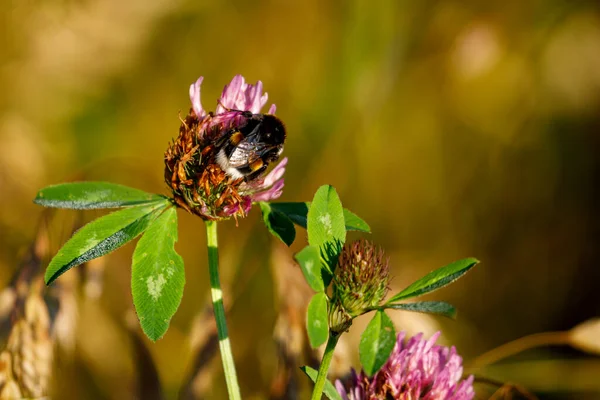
[261,115,287,146]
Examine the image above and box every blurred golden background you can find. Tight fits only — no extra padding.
[1,0,600,399]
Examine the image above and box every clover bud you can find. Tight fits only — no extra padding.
[329,240,389,333]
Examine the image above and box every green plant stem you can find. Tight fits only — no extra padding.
[310,333,340,400]
[205,220,241,400]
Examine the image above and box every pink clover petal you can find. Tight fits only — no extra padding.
[239,157,287,202]
[268,104,277,114]
[223,197,252,217]
[215,75,270,114]
[189,77,206,118]
[262,157,288,187]
[255,91,269,113]
[250,179,284,202]
[241,197,252,214]
[425,331,441,352]
[247,80,263,112]
[217,75,245,114]
[223,204,239,216]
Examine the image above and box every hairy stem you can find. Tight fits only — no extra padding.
[205,220,241,400]
[311,333,340,400]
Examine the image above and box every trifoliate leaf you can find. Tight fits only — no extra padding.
[387,258,479,303]
[296,245,325,292]
[35,182,163,209]
[359,310,396,376]
[307,186,346,283]
[45,200,170,285]
[384,301,457,319]
[132,206,184,341]
[307,292,329,348]
[259,202,296,246]
[270,202,370,233]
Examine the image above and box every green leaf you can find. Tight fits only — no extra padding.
[268,202,309,227]
[269,202,370,233]
[296,245,325,292]
[359,310,396,376]
[384,301,457,319]
[44,200,170,285]
[300,366,343,400]
[307,186,346,282]
[132,207,185,341]
[259,202,296,246]
[342,208,371,233]
[34,182,164,209]
[306,292,329,348]
[386,258,479,303]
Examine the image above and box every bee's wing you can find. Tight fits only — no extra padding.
[227,140,270,169]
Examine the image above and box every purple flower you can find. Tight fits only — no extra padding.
[336,332,474,400]
[164,75,287,221]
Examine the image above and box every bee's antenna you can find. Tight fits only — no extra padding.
[217,99,232,112]
[217,99,245,113]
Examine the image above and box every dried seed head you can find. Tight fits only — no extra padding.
[0,292,52,399]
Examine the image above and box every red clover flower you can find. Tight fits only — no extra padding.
[164,75,287,221]
[336,331,475,400]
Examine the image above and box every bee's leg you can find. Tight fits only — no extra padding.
[244,159,269,181]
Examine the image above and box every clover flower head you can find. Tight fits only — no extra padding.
[336,331,475,400]
[164,75,287,221]
[329,240,389,333]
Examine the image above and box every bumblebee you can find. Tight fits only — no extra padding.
[214,112,286,181]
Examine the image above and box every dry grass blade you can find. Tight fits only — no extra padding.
[474,376,539,400]
[269,244,313,400]
[126,311,165,400]
[568,318,600,356]
[179,305,219,400]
